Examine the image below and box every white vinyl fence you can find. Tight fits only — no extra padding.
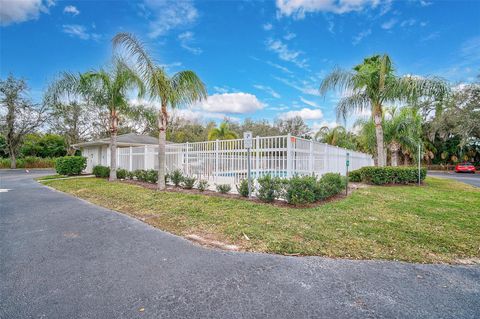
[117,134,373,188]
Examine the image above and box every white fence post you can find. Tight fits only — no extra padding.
[255,136,260,178]
[129,146,133,171]
[215,139,219,184]
[185,142,189,176]
[324,144,328,175]
[309,140,314,174]
[286,133,292,178]
[144,145,148,169]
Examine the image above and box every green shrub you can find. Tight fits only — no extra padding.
[126,171,135,179]
[182,176,196,189]
[132,169,158,183]
[216,184,232,194]
[116,168,128,179]
[170,169,184,187]
[348,169,362,182]
[55,156,86,176]
[132,169,145,181]
[236,178,250,197]
[285,175,318,205]
[351,166,427,185]
[197,180,209,191]
[256,174,282,202]
[0,157,56,169]
[316,173,346,200]
[145,169,158,183]
[92,165,110,178]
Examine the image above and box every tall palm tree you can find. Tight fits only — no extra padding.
[47,59,145,180]
[207,122,238,140]
[320,54,448,166]
[112,33,207,190]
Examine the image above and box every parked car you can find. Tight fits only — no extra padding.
[455,162,476,173]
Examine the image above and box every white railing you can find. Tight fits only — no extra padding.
[117,134,374,187]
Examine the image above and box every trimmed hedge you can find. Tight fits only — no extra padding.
[348,170,362,182]
[284,173,346,205]
[0,156,56,169]
[93,165,110,178]
[285,175,317,205]
[256,174,282,202]
[55,156,86,175]
[317,173,346,200]
[132,169,158,183]
[116,168,128,179]
[349,166,427,185]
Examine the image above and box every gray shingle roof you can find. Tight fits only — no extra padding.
[73,133,159,148]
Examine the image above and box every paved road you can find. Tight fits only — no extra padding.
[428,171,480,187]
[1,170,479,319]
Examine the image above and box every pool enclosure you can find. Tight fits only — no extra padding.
[116,134,374,187]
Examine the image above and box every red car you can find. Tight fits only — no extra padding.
[455,162,476,173]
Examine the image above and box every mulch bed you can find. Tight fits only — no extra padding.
[119,179,363,209]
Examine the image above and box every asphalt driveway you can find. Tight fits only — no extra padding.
[428,171,480,187]
[1,170,479,319]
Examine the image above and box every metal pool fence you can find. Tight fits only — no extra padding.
[117,134,374,188]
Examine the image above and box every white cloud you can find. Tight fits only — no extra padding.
[299,97,319,108]
[253,85,281,98]
[352,29,371,45]
[400,18,416,27]
[266,38,308,68]
[312,120,338,132]
[421,32,439,42]
[141,0,198,38]
[280,108,323,120]
[178,31,202,55]
[171,108,234,121]
[63,5,79,16]
[276,0,382,19]
[283,32,296,40]
[263,23,273,30]
[0,0,54,26]
[62,24,100,41]
[381,18,397,30]
[267,61,293,74]
[195,93,265,114]
[273,76,320,96]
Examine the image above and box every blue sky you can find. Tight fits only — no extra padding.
[1,0,479,130]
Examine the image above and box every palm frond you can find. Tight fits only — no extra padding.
[112,32,156,89]
[336,91,371,122]
[170,70,207,108]
[319,68,355,96]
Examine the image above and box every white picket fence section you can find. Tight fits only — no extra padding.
[116,134,373,188]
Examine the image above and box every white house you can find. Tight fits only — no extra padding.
[73,133,159,173]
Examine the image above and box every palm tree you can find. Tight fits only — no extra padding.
[314,125,357,149]
[208,122,238,140]
[47,59,145,180]
[112,33,207,190]
[319,54,448,166]
[383,107,422,166]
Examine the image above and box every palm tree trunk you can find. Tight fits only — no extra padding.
[109,111,118,181]
[390,142,399,167]
[374,112,386,167]
[157,102,168,190]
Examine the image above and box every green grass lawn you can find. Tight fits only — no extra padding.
[36,174,65,181]
[43,177,480,264]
